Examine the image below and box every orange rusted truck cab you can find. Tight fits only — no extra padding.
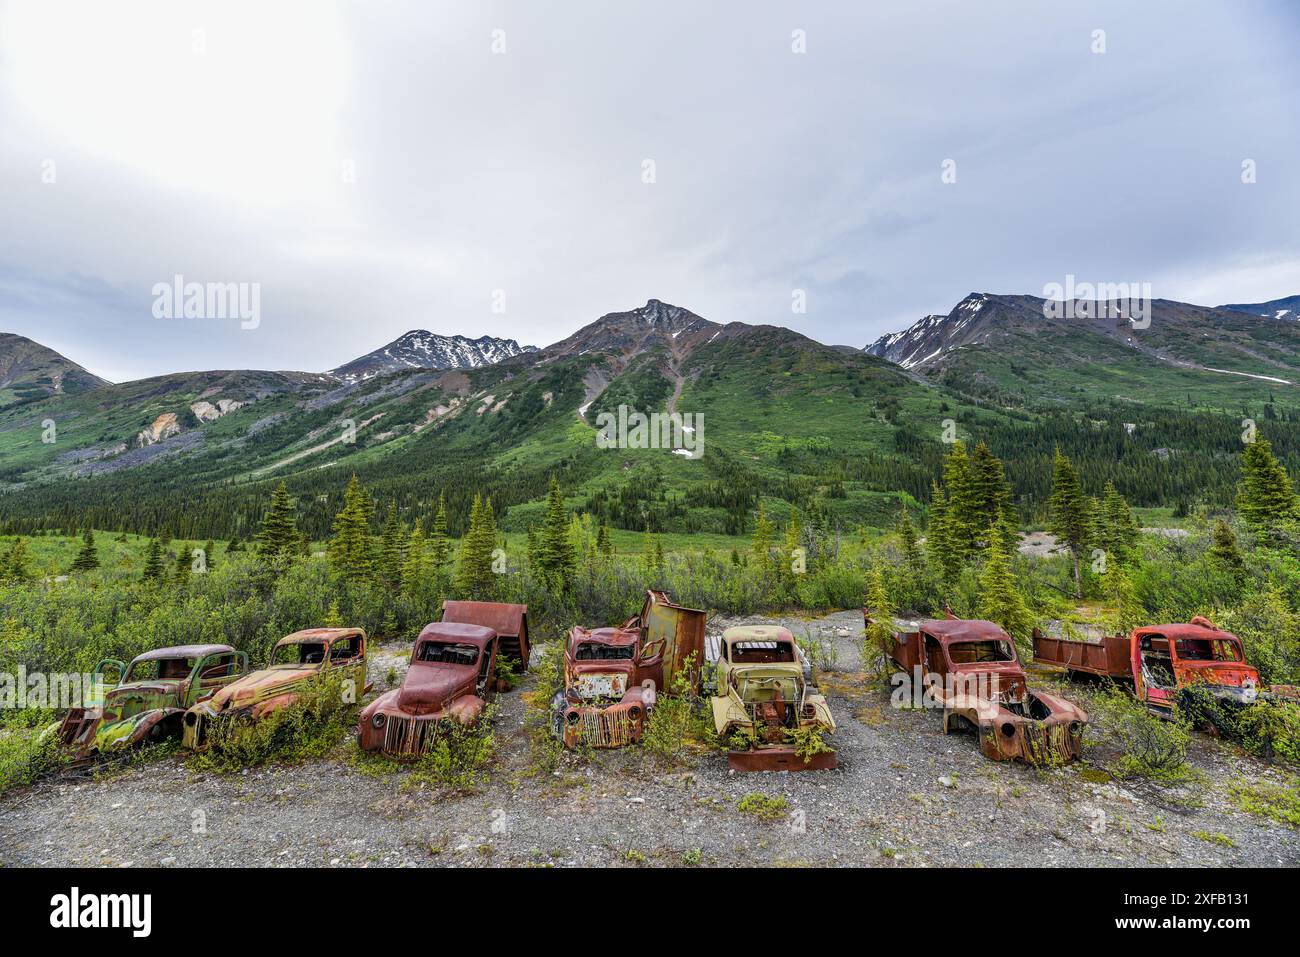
[1132,617,1260,713]
[358,621,498,759]
[876,611,1087,763]
[182,627,368,749]
[1032,615,1298,714]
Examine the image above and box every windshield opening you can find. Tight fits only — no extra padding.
[947,640,1016,664]
[417,641,480,666]
[1175,638,1242,663]
[575,643,633,661]
[731,641,796,663]
[270,643,326,667]
[125,658,193,682]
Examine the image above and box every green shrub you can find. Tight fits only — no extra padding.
[737,792,790,821]
[0,728,67,795]
[188,672,354,773]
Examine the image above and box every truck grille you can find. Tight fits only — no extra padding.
[383,715,439,756]
[578,708,635,747]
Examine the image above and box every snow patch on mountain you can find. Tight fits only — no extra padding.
[329,331,538,382]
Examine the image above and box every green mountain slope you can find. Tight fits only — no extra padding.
[0,332,109,408]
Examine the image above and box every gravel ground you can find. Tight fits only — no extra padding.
[2,610,1296,868]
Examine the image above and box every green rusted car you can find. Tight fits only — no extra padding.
[49,644,247,761]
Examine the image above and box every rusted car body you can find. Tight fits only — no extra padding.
[49,645,246,761]
[358,621,498,759]
[441,600,529,674]
[182,628,368,749]
[1033,615,1300,715]
[554,590,706,749]
[710,625,837,771]
[874,611,1087,763]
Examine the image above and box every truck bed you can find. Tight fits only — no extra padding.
[1032,631,1130,679]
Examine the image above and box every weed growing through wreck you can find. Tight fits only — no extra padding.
[522,641,568,775]
[1178,688,1300,765]
[642,653,715,763]
[1229,776,1300,827]
[737,791,790,820]
[403,706,498,793]
[783,724,833,763]
[189,671,355,773]
[1084,683,1194,784]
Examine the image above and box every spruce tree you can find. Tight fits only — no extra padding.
[173,547,191,586]
[1047,448,1091,596]
[1099,481,1140,562]
[202,539,216,573]
[895,505,922,573]
[378,502,405,594]
[1207,519,1246,578]
[536,476,576,585]
[970,441,1013,529]
[941,441,980,561]
[782,507,803,578]
[401,519,429,598]
[428,491,451,575]
[0,538,33,584]
[1237,436,1296,538]
[596,522,613,557]
[328,475,376,585]
[976,531,1034,646]
[453,494,497,599]
[71,528,100,572]
[751,502,775,571]
[256,481,300,563]
[926,481,958,581]
[142,538,165,582]
[864,564,895,660]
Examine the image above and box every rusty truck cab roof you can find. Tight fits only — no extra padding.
[722,625,795,646]
[276,627,365,647]
[1134,618,1239,644]
[917,618,1013,645]
[569,625,639,648]
[416,621,496,648]
[130,643,235,664]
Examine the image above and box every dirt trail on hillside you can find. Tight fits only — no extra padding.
[2,611,1294,868]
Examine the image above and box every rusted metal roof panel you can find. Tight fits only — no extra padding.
[442,600,527,637]
[131,644,234,662]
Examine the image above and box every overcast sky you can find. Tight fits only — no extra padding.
[1,1,1298,382]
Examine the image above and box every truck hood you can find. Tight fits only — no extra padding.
[1178,660,1259,686]
[206,665,319,712]
[103,680,184,718]
[396,664,476,715]
[950,661,1027,700]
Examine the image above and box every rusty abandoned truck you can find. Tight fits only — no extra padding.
[183,628,368,749]
[358,622,496,758]
[359,601,530,759]
[48,644,247,761]
[871,611,1088,763]
[553,590,705,749]
[1033,615,1300,715]
[709,625,837,771]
